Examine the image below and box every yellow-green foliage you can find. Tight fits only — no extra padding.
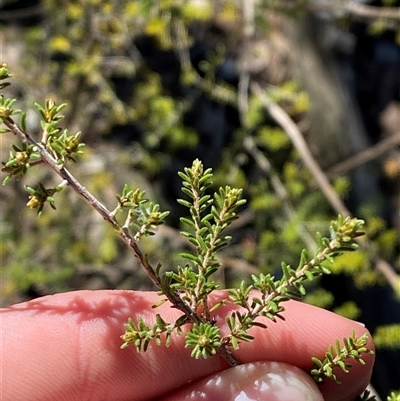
[374,324,400,349]
[333,301,361,321]
[256,126,291,152]
[304,288,334,309]
[330,251,384,289]
[267,80,310,114]
[244,96,265,129]
[387,391,400,401]
[366,217,399,259]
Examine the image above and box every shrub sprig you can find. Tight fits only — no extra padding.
[1,63,374,391]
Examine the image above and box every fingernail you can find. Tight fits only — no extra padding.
[166,361,324,401]
[226,362,324,401]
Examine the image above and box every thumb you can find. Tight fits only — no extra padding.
[160,361,324,401]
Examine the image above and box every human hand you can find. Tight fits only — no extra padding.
[1,290,374,401]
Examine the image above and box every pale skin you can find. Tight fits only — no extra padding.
[1,290,375,401]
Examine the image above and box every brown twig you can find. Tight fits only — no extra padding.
[344,2,400,21]
[251,82,349,216]
[327,133,400,178]
[310,1,400,22]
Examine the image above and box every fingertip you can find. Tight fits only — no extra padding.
[160,361,324,401]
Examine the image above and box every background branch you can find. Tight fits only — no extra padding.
[250,81,399,293]
[310,1,400,22]
[327,133,400,178]
[251,81,349,216]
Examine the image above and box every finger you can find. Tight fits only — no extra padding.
[1,290,226,401]
[1,290,374,401]
[209,291,375,401]
[159,361,324,401]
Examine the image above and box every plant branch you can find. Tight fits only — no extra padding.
[253,237,341,319]
[2,115,240,367]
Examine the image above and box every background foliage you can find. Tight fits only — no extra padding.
[1,0,399,398]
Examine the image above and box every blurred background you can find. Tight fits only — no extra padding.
[1,0,399,398]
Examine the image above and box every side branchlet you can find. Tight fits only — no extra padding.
[311,331,374,383]
[1,83,84,214]
[223,215,365,349]
[2,142,41,184]
[113,185,170,241]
